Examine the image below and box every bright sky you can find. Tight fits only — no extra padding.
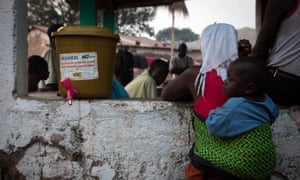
[150,0,256,36]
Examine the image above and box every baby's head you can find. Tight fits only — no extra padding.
[223,56,268,99]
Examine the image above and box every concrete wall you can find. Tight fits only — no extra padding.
[0,99,192,179]
[0,0,300,179]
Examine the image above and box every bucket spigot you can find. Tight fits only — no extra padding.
[60,78,78,105]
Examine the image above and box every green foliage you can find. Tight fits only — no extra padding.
[27,0,155,36]
[156,27,199,43]
[117,7,155,37]
[27,0,77,28]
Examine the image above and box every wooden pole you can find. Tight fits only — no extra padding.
[170,10,175,59]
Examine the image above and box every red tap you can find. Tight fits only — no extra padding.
[60,78,78,105]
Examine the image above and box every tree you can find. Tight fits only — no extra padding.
[28,0,155,37]
[116,7,155,37]
[166,1,189,58]
[27,0,77,28]
[156,27,199,43]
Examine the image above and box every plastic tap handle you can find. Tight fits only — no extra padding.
[60,78,78,103]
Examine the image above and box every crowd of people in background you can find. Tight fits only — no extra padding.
[29,0,300,105]
[28,19,299,105]
[29,27,259,100]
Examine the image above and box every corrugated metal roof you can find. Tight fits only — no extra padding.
[119,35,170,48]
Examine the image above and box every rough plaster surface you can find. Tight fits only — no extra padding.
[1,99,192,179]
[0,0,15,117]
[0,99,299,179]
[271,107,300,180]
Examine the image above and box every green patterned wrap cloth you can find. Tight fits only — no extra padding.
[192,112,276,180]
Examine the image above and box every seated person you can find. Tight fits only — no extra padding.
[162,23,239,114]
[111,48,133,99]
[125,59,169,99]
[28,55,49,92]
[238,39,252,57]
[114,48,134,87]
[110,77,130,99]
[132,54,147,78]
[189,57,279,179]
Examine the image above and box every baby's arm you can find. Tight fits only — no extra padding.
[205,97,267,138]
[206,98,247,138]
[205,105,235,138]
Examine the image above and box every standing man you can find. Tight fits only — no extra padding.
[252,0,300,105]
[169,43,194,78]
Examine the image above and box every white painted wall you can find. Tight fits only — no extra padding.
[2,99,192,179]
[0,0,16,116]
[0,0,299,179]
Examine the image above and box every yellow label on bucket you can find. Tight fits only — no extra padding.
[59,52,99,80]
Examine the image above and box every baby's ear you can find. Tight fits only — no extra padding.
[245,82,258,95]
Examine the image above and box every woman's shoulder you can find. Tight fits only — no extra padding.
[161,66,200,101]
[183,66,200,76]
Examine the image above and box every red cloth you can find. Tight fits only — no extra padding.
[193,69,228,118]
[185,162,204,180]
[146,56,156,67]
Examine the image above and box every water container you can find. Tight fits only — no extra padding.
[53,25,119,98]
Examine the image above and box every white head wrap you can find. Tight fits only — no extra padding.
[195,23,238,96]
